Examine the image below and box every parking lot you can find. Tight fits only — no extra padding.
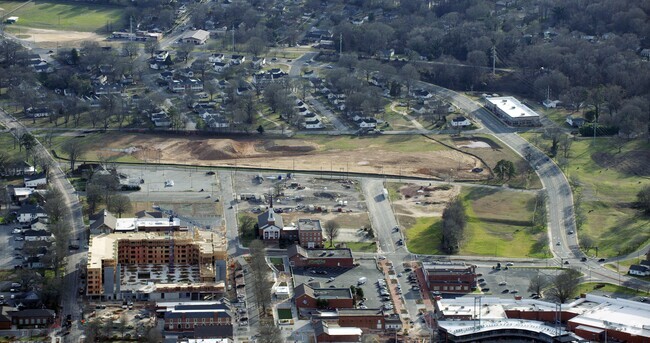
[292,258,384,310]
[0,224,24,271]
[115,166,223,230]
[471,264,559,299]
[234,172,366,214]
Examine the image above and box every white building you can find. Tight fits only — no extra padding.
[484,96,540,126]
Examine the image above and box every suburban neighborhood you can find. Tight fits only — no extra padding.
[0,0,649,342]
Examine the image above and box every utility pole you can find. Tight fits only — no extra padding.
[339,33,342,56]
[232,25,235,52]
[491,46,496,75]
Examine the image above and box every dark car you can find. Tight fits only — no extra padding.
[482,288,490,292]
[581,257,587,262]
[206,171,216,175]
[502,289,510,294]
[598,258,606,262]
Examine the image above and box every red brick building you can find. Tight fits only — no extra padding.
[162,302,231,332]
[297,219,324,248]
[288,245,354,268]
[313,321,362,343]
[295,284,354,310]
[423,262,476,294]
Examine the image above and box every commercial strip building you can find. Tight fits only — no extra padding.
[288,244,355,268]
[86,230,226,301]
[160,301,232,333]
[294,283,355,310]
[422,262,477,294]
[484,96,541,127]
[435,294,650,343]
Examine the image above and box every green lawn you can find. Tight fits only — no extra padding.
[0,1,29,13]
[277,308,292,320]
[404,217,444,255]
[521,133,650,258]
[403,188,545,258]
[577,282,649,296]
[343,241,377,253]
[9,1,126,32]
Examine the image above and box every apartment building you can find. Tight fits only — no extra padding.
[297,219,324,248]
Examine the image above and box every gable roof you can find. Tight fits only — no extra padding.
[24,172,47,182]
[16,204,46,215]
[90,209,118,231]
[257,209,283,229]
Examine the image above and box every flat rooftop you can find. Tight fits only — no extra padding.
[298,219,322,231]
[569,295,650,338]
[486,96,540,119]
[312,287,353,299]
[423,262,474,271]
[304,248,352,259]
[439,319,569,337]
[115,217,182,232]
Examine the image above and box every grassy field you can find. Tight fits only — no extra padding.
[0,1,29,13]
[342,241,377,253]
[577,282,649,296]
[403,187,545,257]
[437,134,542,189]
[521,133,650,258]
[8,1,126,32]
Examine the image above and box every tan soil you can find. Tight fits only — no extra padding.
[89,134,489,180]
[12,27,105,48]
[392,183,461,218]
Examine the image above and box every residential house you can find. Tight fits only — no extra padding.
[90,209,118,234]
[379,48,395,60]
[304,118,324,129]
[0,307,13,330]
[94,84,122,95]
[24,172,47,188]
[155,50,169,62]
[23,229,52,242]
[160,71,174,81]
[25,107,51,118]
[253,69,287,87]
[16,204,47,224]
[182,30,210,45]
[178,68,194,78]
[313,320,362,343]
[629,265,650,276]
[451,116,471,127]
[354,117,377,129]
[251,56,266,68]
[1,161,35,176]
[566,116,586,128]
[208,54,225,63]
[542,99,560,108]
[412,89,433,99]
[33,63,54,73]
[230,55,245,65]
[12,188,34,202]
[257,206,284,240]
[169,78,203,93]
[297,219,323,248]
[294,283,355,310]
[213,62,229,72]
[204,115,230,129]
[9,309,56,328]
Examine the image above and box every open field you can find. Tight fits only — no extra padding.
[398,183,543,257]
[577,282,649,297]
[49,132,493,180]
[437,134,542,189]
[341,241,376,253]
[7,1,125,32]
[521,133,650,258]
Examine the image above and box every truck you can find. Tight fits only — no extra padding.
[381,188,388,200]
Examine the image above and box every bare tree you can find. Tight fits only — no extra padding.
[144,40,160,58]
[546,269,581,303]
[248,240,272,316]
[441,197,466,253]
[117,314,128,339]
[108,195,132,218]
[62,139,88,172]
[257,319,282,343]
[44,187,65,223]
[527,272,550,295]
[324,220,340,248]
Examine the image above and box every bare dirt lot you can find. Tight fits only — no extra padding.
[11,27,105,48]
[81,133,488,180]
[389,182,461,218]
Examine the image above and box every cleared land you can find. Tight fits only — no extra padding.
[397,183,543,257]
[7,1,125,32]
[50,132,494,180]
[522,133,650,258]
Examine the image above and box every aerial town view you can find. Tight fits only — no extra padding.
[0,0,649,342]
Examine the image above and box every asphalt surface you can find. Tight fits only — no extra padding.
[0,109,86,343]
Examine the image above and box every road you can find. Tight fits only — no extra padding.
[0,109,86,343]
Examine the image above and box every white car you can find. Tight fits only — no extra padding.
[12,229,22,234]
[14,237,24,241]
